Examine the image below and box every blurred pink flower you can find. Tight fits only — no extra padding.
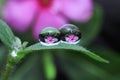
[3,0,93,40]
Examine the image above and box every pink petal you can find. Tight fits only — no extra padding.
[66,37,70,42]
[50,0,61,14]
[2,0,38,33]
[60,0,93,22]
[33,10,68,40]
[74,36,79,40]
[45,37,55,44]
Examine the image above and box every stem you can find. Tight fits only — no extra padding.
[43,51,56,80]
[1,63,14,80]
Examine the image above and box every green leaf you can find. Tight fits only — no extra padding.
[20,43,109,63]
[0,20,16,49]
[21,41,29,49]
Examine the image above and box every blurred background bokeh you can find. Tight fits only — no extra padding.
[0,0,120,80]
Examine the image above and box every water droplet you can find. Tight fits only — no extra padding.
[60,24,81,44]
[39,27,60,46]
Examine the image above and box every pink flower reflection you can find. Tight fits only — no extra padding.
[3,0,93,40]
[65,34,79,43]
[45,36,57,44]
